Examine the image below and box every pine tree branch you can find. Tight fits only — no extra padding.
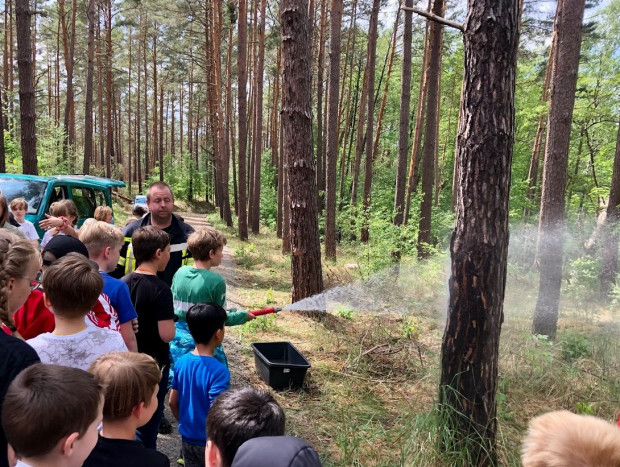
[401,5,464,32]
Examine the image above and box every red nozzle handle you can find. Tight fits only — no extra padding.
[250,307,282,316]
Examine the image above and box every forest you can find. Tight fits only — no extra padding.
[1,0,620,464]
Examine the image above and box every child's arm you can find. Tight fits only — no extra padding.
[158,320,176,343]
[225,309,255,326]
[169,389,179,420]
[119,321,138,352]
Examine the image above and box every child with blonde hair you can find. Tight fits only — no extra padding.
[171,227,254,369]
[80,221,138,352]
[9,198,39,247]
[83,352,169,466]
[40,199,80,248]
[0,231,40,467]
[94,205,113,223]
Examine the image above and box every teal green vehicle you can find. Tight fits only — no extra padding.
[0,173,125,237]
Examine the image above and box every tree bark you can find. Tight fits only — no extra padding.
[324,0,343,260]
[237,0,249,240]
[532,0,585,339]
[83,0,96,174]
[601,118,620,296]
[417,0,445,257]
[439,1,518,464]
[394,0,413,226]
[251,0,266,234]
[281,0,324,302]
[360,0,380,243]
[16,0,37,174]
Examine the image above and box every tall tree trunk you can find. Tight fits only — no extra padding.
[394,0,413,226]
[404,5,431,224]
[524,32,556,219]
[152,30,160,180]
[417,0,445,258]
[105,0,113,178]
[600,117,620,297]
[0,86,5,172]
[250,0,266,234]
[83,0,96,174]
[359,0,380,243]
[97,7,105,168]
[16,0,37,174]
[60,0,77,170]
[237,0,249,240]
[127,27,132,190]
[532,0,585,339]
[324,0,343,260]
[439,2,518,464]
[315,0,327,202]
[136,11,143,193]
[281,0,324,302]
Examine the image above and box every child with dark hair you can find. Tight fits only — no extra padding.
[26,253,127,370]
[83,352,169,466]
[1,363,104,467]
[205,387,286,467]
[170,303,230,467]
[121,226,176,449]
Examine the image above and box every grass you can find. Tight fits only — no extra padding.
[193,214,620,465]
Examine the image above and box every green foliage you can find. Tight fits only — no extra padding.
[576,402,596,415]
[259,150,278,229]
[242,314,278,335]
[560,332,591,362]
[335,304,354,320]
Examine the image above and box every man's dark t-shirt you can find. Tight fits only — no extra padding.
[83,435,169,467]
[121,272,175,366]
[0,333,40,467]
[114,213,194,286]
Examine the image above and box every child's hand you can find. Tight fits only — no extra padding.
[132,318,139,333]
[246,311,256,321]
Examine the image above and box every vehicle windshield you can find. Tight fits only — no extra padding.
[0,178,47,214]
[135,196,147,204]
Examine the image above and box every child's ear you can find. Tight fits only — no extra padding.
[154,248,162,259]
[103,246,111,259]
[61,432,80,457]
[209,249,216,259]
[205,440,222,467]
[43,292,52,309]
[132,401,146,420]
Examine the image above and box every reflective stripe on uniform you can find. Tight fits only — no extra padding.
[173,300,194,312]
[170,242,188,253]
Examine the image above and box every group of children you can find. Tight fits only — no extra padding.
[0,191,322,467]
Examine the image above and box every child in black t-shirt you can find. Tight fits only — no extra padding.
[121,226,176,450]
[83,352,169,467]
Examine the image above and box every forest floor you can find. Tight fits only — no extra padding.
[116,203,620,466]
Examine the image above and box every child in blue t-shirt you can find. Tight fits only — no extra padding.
[80,220,138,352]
[169,303,230,467]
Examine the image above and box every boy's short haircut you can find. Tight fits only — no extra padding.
[187,227,227,261]
[206,387,286,467]
[88,352,161,420]
[42,252,103,317]
[186,302,227,345]
[9,197,28,211]
[131,226,171,265]
[79,220,124,256]
[1,363,103,459]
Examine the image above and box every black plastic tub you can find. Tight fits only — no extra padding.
[251,342,311,390]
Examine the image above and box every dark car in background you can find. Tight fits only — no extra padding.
[0,173,125,237]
